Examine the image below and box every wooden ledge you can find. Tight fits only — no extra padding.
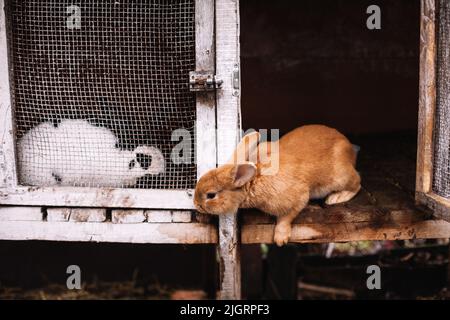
[0,220,217,244]
[241,205,450,244]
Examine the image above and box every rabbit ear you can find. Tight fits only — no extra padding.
[227,131,260,165]
[232,163,257,187]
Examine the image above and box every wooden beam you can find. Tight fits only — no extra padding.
[46,207,71,222]
[0,0,17,189]
[241,208,450,244]
[112,209,146,224]
[147,210,173,223]
[416,0,436,196]
[195,0,216,179]
[416,0,450,221]
[216,0,242,300]
[0,186,196,209]
[0,206,42,221]
[69,208,106,222]
[0,221,218,244]
[171,211,192,223]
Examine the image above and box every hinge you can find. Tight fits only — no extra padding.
[189,71,223,92]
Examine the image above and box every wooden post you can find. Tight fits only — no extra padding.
[218,213,241,299]
[416,0,436,198]
[216,0,242,299]
[416,0,450,221]
[0,0,17,189]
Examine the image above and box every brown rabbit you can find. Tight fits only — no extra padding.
[194,125,361,246]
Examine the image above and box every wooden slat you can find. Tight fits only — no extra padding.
[218,213,241,299]
[242,206,427,226]
[171,211,192,223]
[216,0,242,300]
[112,209,146,224]
[147,210,172,223]
[0,221,218,243]
[0,187,195,209]
[417,192,450,220]
[416,0,450,221]
[416,0,436,196]
[195,0,216,178]
[0,206,42,221]
[242,213,450,244]
[46,207,71,222]
[0,0,17,189]
[69,208,106,223]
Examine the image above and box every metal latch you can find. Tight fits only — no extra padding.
[189,71,223,92]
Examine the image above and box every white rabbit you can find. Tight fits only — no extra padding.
[17,119,165,187]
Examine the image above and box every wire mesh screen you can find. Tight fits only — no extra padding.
[6,0,197,189]
[432,0,450,198]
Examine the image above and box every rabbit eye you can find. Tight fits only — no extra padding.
[206,192,216,199]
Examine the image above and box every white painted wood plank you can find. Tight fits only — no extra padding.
[171,211,192,223]
[147,210,172,223]
[0,206,42,221]
[195,0,217,178]
[0,221,218,244]
[216,0,241,166]
[216,0,242,300]
[70,208,106,223]
[46,207,71,222]
[0,0,17,189]
[112,209,146,224]
[0,187,195,209]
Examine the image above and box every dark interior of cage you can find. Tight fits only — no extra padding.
[6,0,196,189]
[240,0,428,225]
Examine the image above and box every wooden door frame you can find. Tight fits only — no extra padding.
[416,0,450,220]
[216,0,242,300]
[0,0,216,210]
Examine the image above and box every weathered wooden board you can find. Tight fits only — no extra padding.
[147,210,173,223]
[415,0,450,221]
[242,215,450,244]
[195,0,216,179]
[242,206,428,226]
[112,209,146,224]
[146,210,193,223]
[0,206,42,221]
[216,0,242,300]
[0,221,218,244]
[417,192,450,221]
[0,187,195,209]
[171,211,192,223]
[0,0,16,189]
[69,208,107,223]
[416,0,435,195]
[46,207,71,222]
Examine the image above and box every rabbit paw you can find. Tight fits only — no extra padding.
[325,190,358,205]
[274,224,291,247]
